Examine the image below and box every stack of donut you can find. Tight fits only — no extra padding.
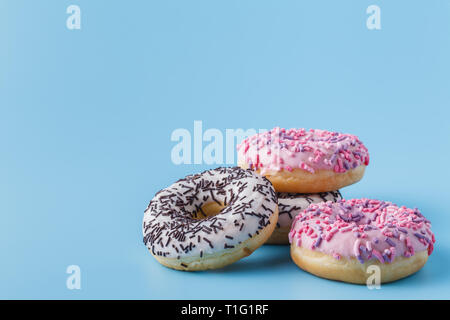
[237,127,367,244]
[143,127,435,284]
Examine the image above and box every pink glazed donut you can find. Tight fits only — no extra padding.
[289,199,435,284]
[237,127,369,193]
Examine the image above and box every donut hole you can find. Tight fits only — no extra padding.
[193,202,225,219]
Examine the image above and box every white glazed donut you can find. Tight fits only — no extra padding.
[143,167,279,271]
[266,191,342,244]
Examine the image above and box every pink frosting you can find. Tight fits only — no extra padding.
[289,199,435,263]
[237,127,369,175]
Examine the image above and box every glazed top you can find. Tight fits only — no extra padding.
[237,127,369,174]
[289,199,435,264]
[143,167,278,260]
[277,191,342,228]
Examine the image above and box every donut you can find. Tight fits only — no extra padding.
[267,191,342,244]
[289,199,435,284]
[142,167,279,271]
[237,127,369,193]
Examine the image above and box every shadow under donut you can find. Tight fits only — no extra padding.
[208,245,292,273]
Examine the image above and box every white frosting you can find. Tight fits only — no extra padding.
[277,191,342,228]
[143,167,278,260]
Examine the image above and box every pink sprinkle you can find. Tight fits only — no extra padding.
[405,237,415,256]
[326,228,338,241]
[288,229,295,243]
[390,247,396,261]
[337,158,344,170]
[428,242,434,255]
[371,249,384,263]
[353,239,361,257]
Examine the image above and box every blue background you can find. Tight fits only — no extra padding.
[1,0,449,299]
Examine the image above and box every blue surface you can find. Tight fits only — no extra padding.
[1,0,450,299]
